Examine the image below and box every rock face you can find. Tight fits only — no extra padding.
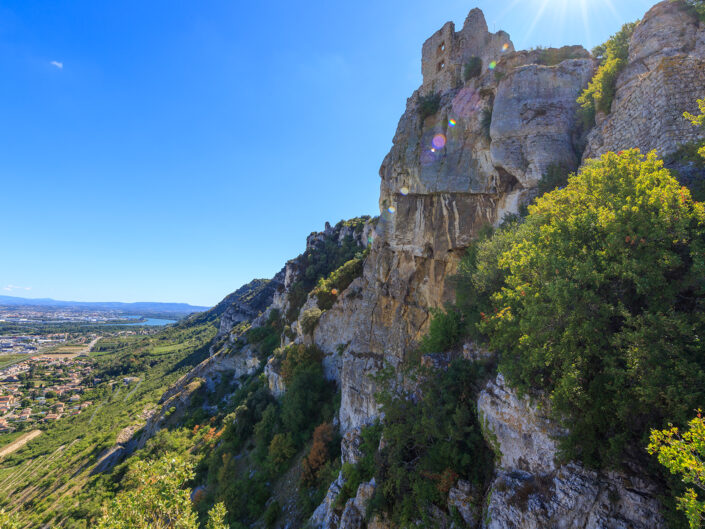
[310,472,345,529]
[585,0,705,159]
[328,9,594,433]
[478,374,562,474]
[478,375,665,529]
[447,480,481,527]
[491,58,595,187]
[214,278,281,342]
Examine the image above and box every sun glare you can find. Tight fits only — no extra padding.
[497,0,623,51]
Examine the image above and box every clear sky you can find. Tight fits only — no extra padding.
[1,0,656,306]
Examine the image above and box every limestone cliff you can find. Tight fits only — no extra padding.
[585,0,705,158]
[326,10,594,433]
[126,2,705,527]
[304,2,704,527]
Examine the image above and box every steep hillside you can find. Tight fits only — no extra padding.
[4,2,705,529]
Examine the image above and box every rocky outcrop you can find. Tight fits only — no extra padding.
[491,58,595,187]
[311,477,378,529]
[310,472,345,529]
[339,480,376,529]
[215,278,281,341]
[326,9,594,433]
[447,480,481,527]
[264,356,286,398]
[478,374,665,529]
[478,374,562,474]
[585,0,705,159]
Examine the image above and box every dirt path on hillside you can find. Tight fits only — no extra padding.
[0,430,42,458]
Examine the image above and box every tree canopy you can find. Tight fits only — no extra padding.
[474,150,705,466]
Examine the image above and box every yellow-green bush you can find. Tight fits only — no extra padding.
[577,22,637,127]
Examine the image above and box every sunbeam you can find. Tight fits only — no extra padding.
[520,0,552,49]
[505,0,638,52]
[580,0,592,50]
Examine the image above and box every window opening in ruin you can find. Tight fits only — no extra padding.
[437,61,445,72]
[438,42,445,55]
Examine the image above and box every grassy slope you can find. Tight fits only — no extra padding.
[0,320,217,529]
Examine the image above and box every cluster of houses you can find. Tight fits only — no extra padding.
[0,334,70,355]
[0,356,95,433]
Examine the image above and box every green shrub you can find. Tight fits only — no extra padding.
[280,362,335,446]
[463,57,482,81]
[285,281,308,323]
[284,220,369,323]
[367,359,495,525]
[419,93,441,120]
[267,433,296,469]
[97,454,229,529]
[263,501,280,528]
[0,509,21,529]
[537,164,571,196]
[418,307,464,353]
[300,307,322,335]
[451,221,515,343]
[280,344,324,384]
[253,403,280,462]
[245,310,283,358]
[479,150,705,467]
[335,423,382,509]
[577,22,637,127]
[311,253,366,310]
[682,0,705,21]
[648,413,705,529]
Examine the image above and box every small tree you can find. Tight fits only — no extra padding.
[463,57,483,81]
[301,422,334,486]
[205,503,228,529]
[97,454,228,529]
[648,413,705,528]
[577,22,637,126]
[268,433,296,469]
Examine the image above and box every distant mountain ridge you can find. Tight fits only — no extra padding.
[0,295,209,314]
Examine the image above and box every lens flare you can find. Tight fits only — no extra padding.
[489,61,497,70]
[502,43,510,52]
[432,134,446,149]
[388,205,396,214]
[400,186,409,195]
[331,288,339,296]
[448,118,456,127]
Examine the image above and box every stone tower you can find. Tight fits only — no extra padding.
[421,8,513,95]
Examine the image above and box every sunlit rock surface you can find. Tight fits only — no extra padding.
[479,375,665,529]
[585,0,705,159]
[330,9,593,433]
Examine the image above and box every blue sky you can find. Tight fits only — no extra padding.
[0,0,656,306]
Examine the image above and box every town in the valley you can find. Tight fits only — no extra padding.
[0,354,97,433]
